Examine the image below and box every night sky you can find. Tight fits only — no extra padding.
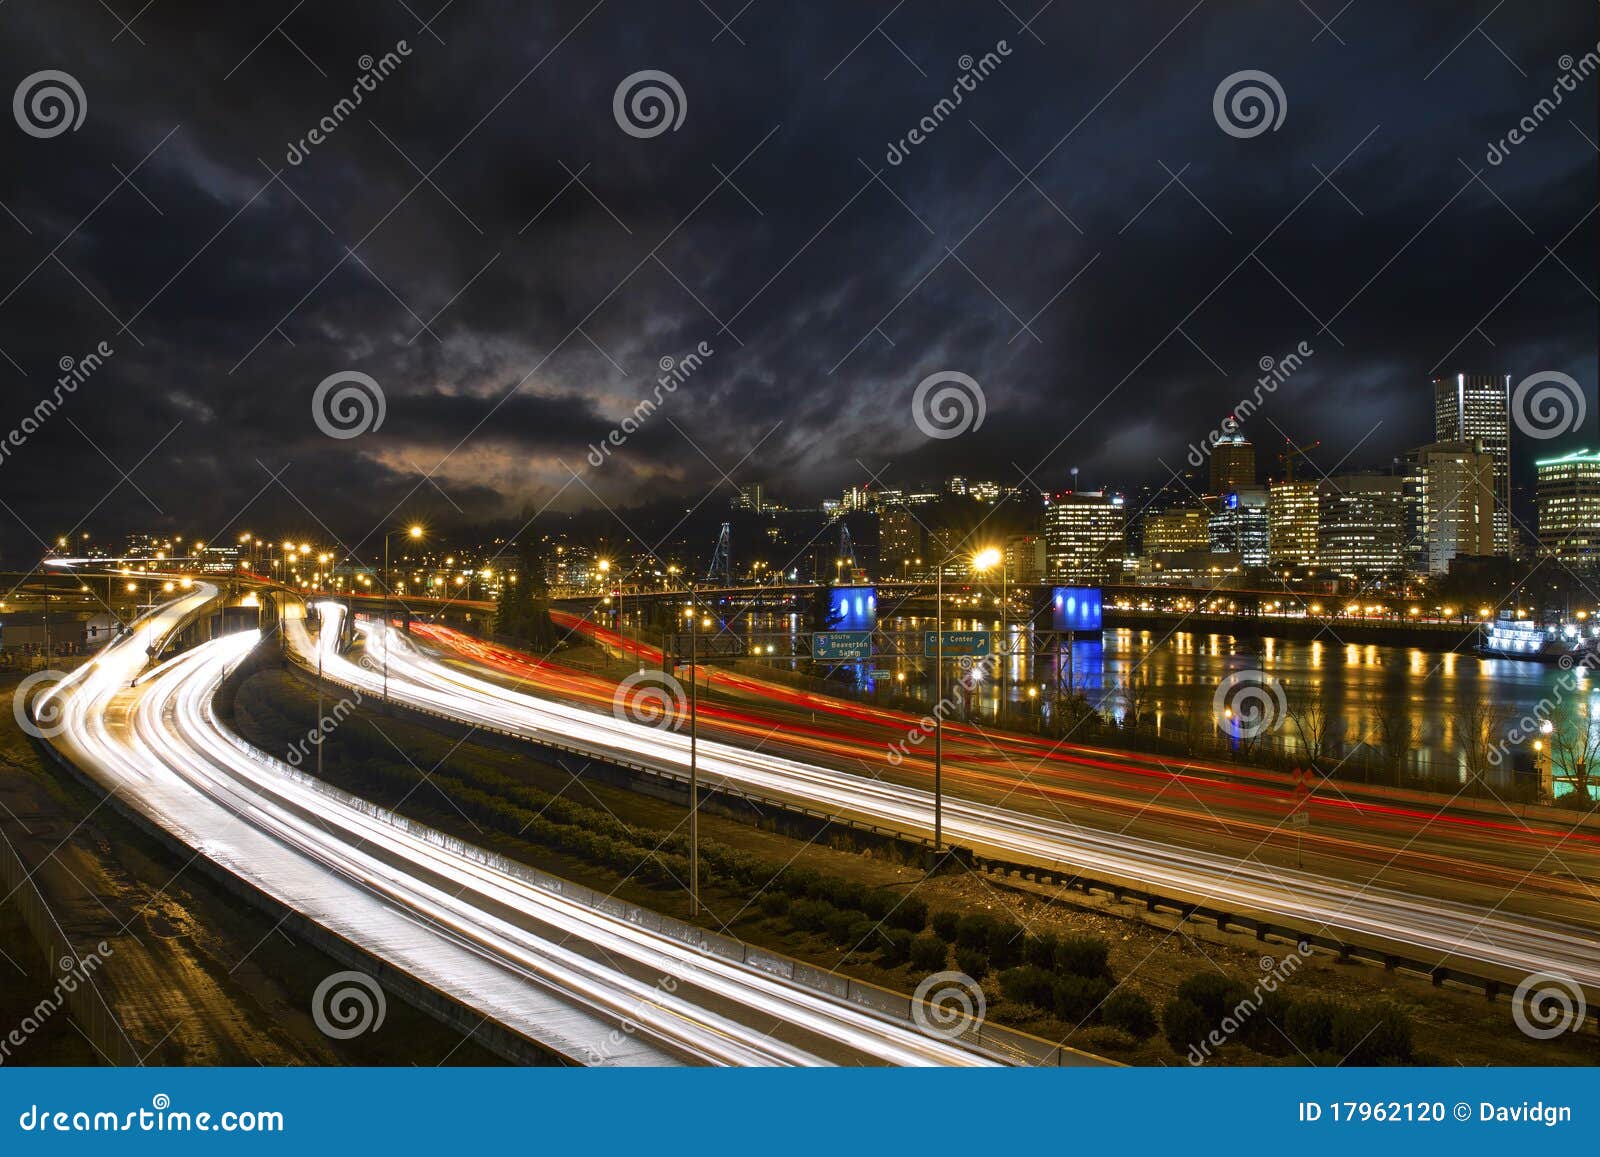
[0,1,1594,565]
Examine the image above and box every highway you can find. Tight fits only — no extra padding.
[38,589,1006,1067]
[447,617,1600,930]
[302,606,1600,992]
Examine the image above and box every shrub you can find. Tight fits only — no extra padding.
[1283,998,1338,1054]
[824,907,863,945]
[878,928,915,966]
[1333,1003,1413,1065]
[845,919,876,954]
[1024,934,1059,969]
[1175,972,1247,1021]
[998,965,1056,1009]
[955,913,993,950]
[1162,997,1211,1055]
[1053,934,1112,980]
[788,898,835,933]
[930,910,961,942]
[1103,990,1157,1039]
[759,892,790,917]
[778,867,821,897]
[890,895,928,933]
[1053,975,1111,1023]
[954,947,990,982]
[861,890,896,921]
[1243,989,1293,1054]
[986,920,1025,969]
[909,932,948,972]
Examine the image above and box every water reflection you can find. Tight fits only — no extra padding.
[624,608,1600,790]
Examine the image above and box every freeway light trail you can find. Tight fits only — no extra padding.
[319,608,1600,990]
[412,621,1600,909]
[45,590,1004,1067]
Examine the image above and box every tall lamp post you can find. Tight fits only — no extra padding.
[383,525,423,707]
[973,547,1007,725]
[687,582,701,917]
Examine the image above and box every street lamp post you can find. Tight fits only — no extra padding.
[933,561,944,855]
[382,525,423,708]
[688,582,700,917]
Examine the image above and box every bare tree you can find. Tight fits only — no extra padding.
[1545,701,1600,802]
[1368,695,1417,787]
[1453,699,1504,790]
[1284,690,1339,768]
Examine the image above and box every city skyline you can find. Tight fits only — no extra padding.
[0,3,1595,566]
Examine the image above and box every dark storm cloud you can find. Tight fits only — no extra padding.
[0,0,1594,563]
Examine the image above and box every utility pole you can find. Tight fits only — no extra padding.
[934,561,943,856]
[688,582,700,917]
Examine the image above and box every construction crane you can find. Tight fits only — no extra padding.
[1278,438,1322,483]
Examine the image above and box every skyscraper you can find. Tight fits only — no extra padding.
[1043,491,1125,584]
[1433,373,1512,555]
[1267,480,1320,568]
[1208,433,1256,494]
[1208,488,1270,566]
[1535,450,1600,571]
[1413,440,1496,575]
[1318,474,1408,581]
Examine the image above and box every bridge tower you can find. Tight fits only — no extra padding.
[706,522,732,584]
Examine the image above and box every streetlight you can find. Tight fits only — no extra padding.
[383,525,424,707]
[687,581,701,917]
[972,546,1007,726]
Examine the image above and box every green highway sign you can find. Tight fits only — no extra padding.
[813,631,872,661]
[924,630,992,658]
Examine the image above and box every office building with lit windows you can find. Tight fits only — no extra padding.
[1043,490,1125,584]
[1318,474,1408,581]
[1267,480,1320,567]
[1413,439,1496,575]
[1207,487,1269,567]
[1535,450,1600,571]
[1433,372,1512,555]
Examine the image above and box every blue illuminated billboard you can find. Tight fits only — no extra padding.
[1050,586,1102,632]
[829,585,877,631]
